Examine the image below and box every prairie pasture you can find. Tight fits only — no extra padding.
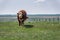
[0,21,60,40]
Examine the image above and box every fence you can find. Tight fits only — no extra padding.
[27,16,60,22]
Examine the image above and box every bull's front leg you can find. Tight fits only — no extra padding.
[19,19,23,26]
[18,21,20,26]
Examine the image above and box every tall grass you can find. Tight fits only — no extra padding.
[0,21,60,40]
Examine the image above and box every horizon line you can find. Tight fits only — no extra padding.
[0,14,60,15]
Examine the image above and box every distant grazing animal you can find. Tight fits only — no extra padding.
[17,10,28,26]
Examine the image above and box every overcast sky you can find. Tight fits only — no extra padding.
[0,0,60,15]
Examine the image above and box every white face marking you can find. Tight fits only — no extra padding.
[19,12,23,18]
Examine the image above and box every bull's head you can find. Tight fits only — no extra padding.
[19,12,23,18]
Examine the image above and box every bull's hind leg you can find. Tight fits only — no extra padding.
[22,22,24,26]
[22,19,25,25]
[20,21,24,26]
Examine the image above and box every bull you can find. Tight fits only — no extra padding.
[17,10,28,26]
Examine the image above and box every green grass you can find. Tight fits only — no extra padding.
[0,21,60,40]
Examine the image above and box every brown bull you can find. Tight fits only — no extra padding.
[17,10,28,26]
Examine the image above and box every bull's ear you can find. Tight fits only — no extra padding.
[17,13,18,14]
[17,13,19,15]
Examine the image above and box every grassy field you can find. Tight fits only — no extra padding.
[0,21,60,40]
